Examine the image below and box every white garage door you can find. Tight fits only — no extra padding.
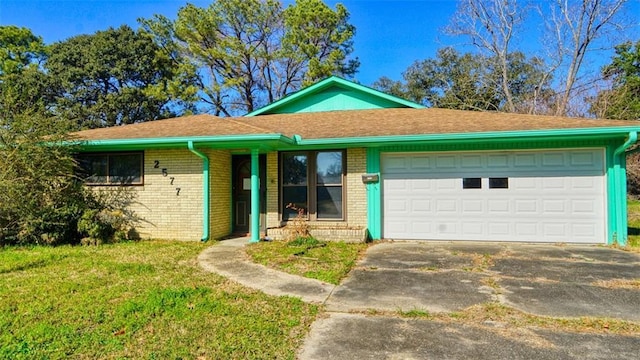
[382,149,606,243]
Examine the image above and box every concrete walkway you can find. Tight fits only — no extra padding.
[197,237,335,303]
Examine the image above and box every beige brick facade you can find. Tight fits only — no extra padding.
[265,152,280,230]
[111,147,367,242]
[123,149,231,241]
[345,148,368,228]
[208,150,232,239]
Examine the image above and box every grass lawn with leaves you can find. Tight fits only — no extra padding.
[628,199,640,248]
[245,237,370,285]
[0,241,318,359]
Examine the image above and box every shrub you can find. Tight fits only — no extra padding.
[0,111,137,246]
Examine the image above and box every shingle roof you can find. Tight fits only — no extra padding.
[239,108,640,139]
[73,114,273,140]
[73,108,640,142]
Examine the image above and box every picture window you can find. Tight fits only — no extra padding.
[281,150,345,220]
[77,152,143,185]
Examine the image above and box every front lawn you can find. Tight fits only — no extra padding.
[245,238,370,285]
[628,199,640,247]
[0,241,318,359]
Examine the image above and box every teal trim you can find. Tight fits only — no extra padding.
[245,76,424,116]
[188,141,210,242]
[606,145,617,244]
[366,148,381,240]
[76,134,295,152]
[293,127,639,148]
[610,131,638,245]
[250,149,260,243]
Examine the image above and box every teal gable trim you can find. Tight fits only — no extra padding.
[245,76,424,116]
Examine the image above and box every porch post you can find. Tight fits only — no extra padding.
[250,148,260,243]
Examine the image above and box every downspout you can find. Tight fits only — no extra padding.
[188,141,210,242]
[613,131,637,245]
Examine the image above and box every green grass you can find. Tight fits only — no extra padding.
[245,238,369,285]
[0,241,318,359]
[398,302,640,335]
[628,199,640,247]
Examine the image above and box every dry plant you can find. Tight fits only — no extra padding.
[284,203,311,241]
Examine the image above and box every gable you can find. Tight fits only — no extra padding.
[245,76,423,116]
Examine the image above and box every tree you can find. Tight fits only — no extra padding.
[445,0,527,113]
[445,0,631,116]
[140,0,359,116]
[545,0,629,116]
[590,41,640,120]
[46,25,198,129]
[374,47,551,113]
[0,58,84,244]
[0,25,47,75]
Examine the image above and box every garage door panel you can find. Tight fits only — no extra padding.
[411,199,432,213]
[462,199,483,212]
[462,222,484,235]
[382,149,606,243]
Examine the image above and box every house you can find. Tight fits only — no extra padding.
[74,76,640,245]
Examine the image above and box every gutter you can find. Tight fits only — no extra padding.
[188,141,210,242]
[612,131,638,245]
[74,134,295,151]
[614,131,638,156]
[291,126,640,147]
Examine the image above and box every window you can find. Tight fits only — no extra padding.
[78,152,143,185]
[489,177,509,189]
[281,150,344,220]
[462,177,482,189]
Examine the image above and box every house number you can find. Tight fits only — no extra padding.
[154,160,180,195]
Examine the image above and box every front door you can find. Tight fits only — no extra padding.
[232,155,266,234]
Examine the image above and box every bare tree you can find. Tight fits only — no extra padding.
[445,0,529,113]
[544,0,629,116]
[445,0,631,116]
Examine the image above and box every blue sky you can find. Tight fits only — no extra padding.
[1,0,639,87]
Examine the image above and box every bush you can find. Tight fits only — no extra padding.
[77,197,138,245]
[0,111,136,246]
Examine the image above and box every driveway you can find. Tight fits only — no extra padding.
[300,241,640,359]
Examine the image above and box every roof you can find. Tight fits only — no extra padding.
[72,108,640,151]
[236,108,640,139]
[73,114,271,140]
[245,76,424,116]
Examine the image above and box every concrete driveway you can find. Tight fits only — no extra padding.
[300,242,640,359]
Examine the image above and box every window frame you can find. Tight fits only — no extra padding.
[77,151,144,186]
[280,150,346,221]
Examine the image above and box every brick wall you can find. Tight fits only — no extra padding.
[266,152,280,229]
[122,148,231,241]
[346,148,368,228]
[208,150,232,239]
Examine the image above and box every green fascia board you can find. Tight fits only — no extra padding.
[245,76,424,116]
[74,134,295,152]
[292,126,640,148]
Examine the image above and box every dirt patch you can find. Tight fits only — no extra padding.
[591,279,640,289]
